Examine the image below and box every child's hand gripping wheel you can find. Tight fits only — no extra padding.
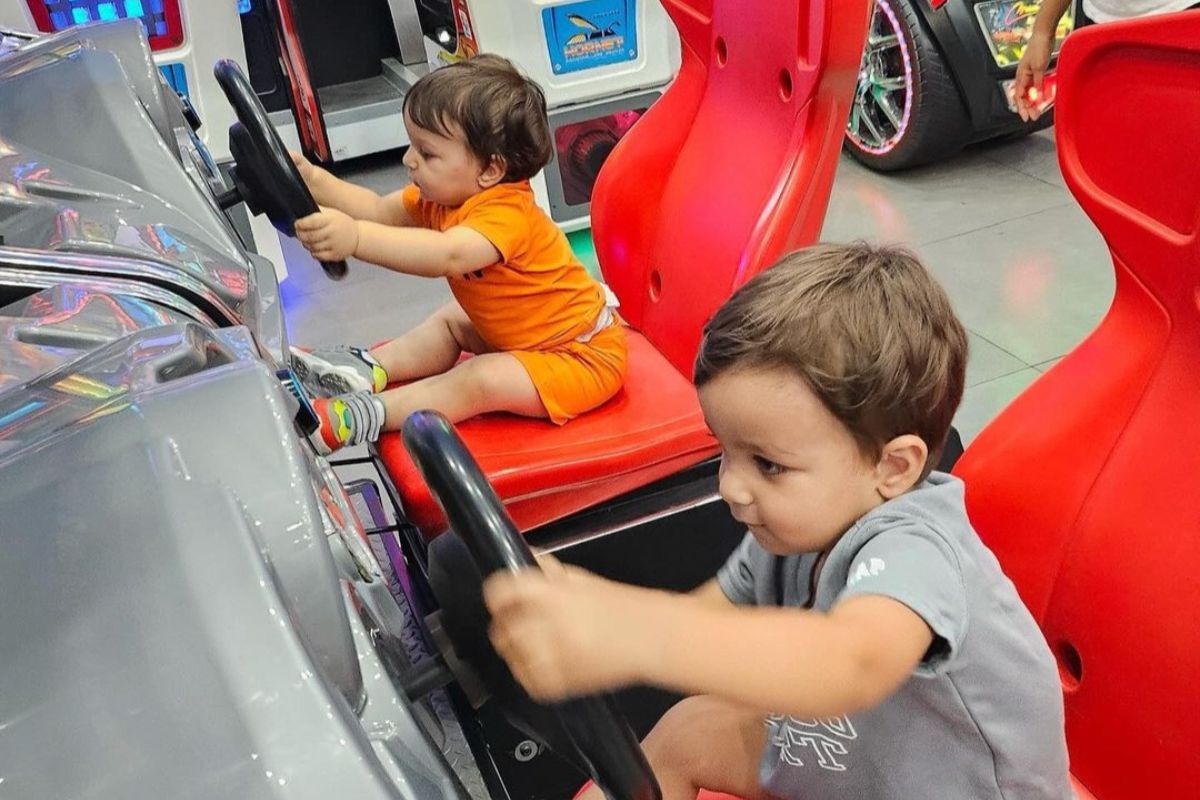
[403,410,661,800]
[212,60,348,281]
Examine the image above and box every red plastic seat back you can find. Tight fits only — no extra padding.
[953,13,1200,798]
[591,0,869,375]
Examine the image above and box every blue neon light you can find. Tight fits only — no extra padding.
[40,0,174,42]
[0,399,47,429]
[237,0,251,12]
[158,62,189,99]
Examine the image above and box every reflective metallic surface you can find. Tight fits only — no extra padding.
[0,319,470,799]
[0,22,262,330]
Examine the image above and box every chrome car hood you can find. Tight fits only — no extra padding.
[0,21,260,329]
[0,320,467,800]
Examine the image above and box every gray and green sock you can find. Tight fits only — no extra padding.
[310,391,386,454]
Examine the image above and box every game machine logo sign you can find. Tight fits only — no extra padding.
[542,0,638,75]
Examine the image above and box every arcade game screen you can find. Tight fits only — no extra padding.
[27,0,182,48]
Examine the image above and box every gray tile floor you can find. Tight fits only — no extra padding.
[281,128,1113,445]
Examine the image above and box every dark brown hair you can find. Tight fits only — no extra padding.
[403,53,553,182]
[694,242,968,475]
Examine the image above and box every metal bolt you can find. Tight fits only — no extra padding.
[514,740,539,762]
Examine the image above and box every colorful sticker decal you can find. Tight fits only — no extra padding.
[974,0,1075,68]
[426,0,479,68]
[542,0,637,75]
[51,374,125,400]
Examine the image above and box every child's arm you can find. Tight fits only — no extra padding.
[691,577,736,607]
[290,152,416,226]
[484,564,933,719]
[293,208,499,277]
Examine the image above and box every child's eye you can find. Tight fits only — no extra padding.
[753,455,786,476]
[419,149,435,160]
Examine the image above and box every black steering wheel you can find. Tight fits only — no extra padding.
[213,59,347,281]
[403,411,661,800]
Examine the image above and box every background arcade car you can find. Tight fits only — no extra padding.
[846,0,1076,170]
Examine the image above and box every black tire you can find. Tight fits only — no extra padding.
[845,0,970,171]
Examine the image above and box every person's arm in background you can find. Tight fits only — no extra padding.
[1013,0,1074,121]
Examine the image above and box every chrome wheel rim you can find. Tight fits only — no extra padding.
[847,0,913,155]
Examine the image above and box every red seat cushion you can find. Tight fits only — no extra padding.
[376,331,718,537]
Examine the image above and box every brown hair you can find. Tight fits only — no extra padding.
[694,242,968,474]
[403,53,553,182]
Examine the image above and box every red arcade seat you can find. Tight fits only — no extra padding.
[377,0,871,537]
[953,12,1200,799]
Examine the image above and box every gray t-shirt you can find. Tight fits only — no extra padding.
[717,472,1072,800]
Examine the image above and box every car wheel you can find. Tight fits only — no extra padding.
[845,0,970,171]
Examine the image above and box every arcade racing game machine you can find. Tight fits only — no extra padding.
[845,0,1078,170]
[240,0,679,231]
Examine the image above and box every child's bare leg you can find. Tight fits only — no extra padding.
[370,301,490,382]
[306,351,541,453]
[579,696,768,800]
[377,351,545,430]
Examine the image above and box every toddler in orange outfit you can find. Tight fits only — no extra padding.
[288,54,625,453]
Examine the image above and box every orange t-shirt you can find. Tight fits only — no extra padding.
[401,181,608,352]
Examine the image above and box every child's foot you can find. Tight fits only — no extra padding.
[309,391,387,455]
[290,345,388,397]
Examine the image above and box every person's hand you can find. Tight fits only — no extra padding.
[289,150,318,186]
[483,556,659,702]
[1013,30,1054,121]
[294,207,359,261]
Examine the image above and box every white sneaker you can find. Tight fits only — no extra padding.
[289,345,387,397]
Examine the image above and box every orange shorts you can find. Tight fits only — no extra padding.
[511,322,627,425]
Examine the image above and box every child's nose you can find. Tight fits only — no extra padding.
[718,467,753,508]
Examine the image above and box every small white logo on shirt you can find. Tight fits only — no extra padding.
[767,715,858,771]
[847,557,886,586]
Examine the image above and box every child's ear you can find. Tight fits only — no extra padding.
[478,155,506,188]
[874,434,928,499]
